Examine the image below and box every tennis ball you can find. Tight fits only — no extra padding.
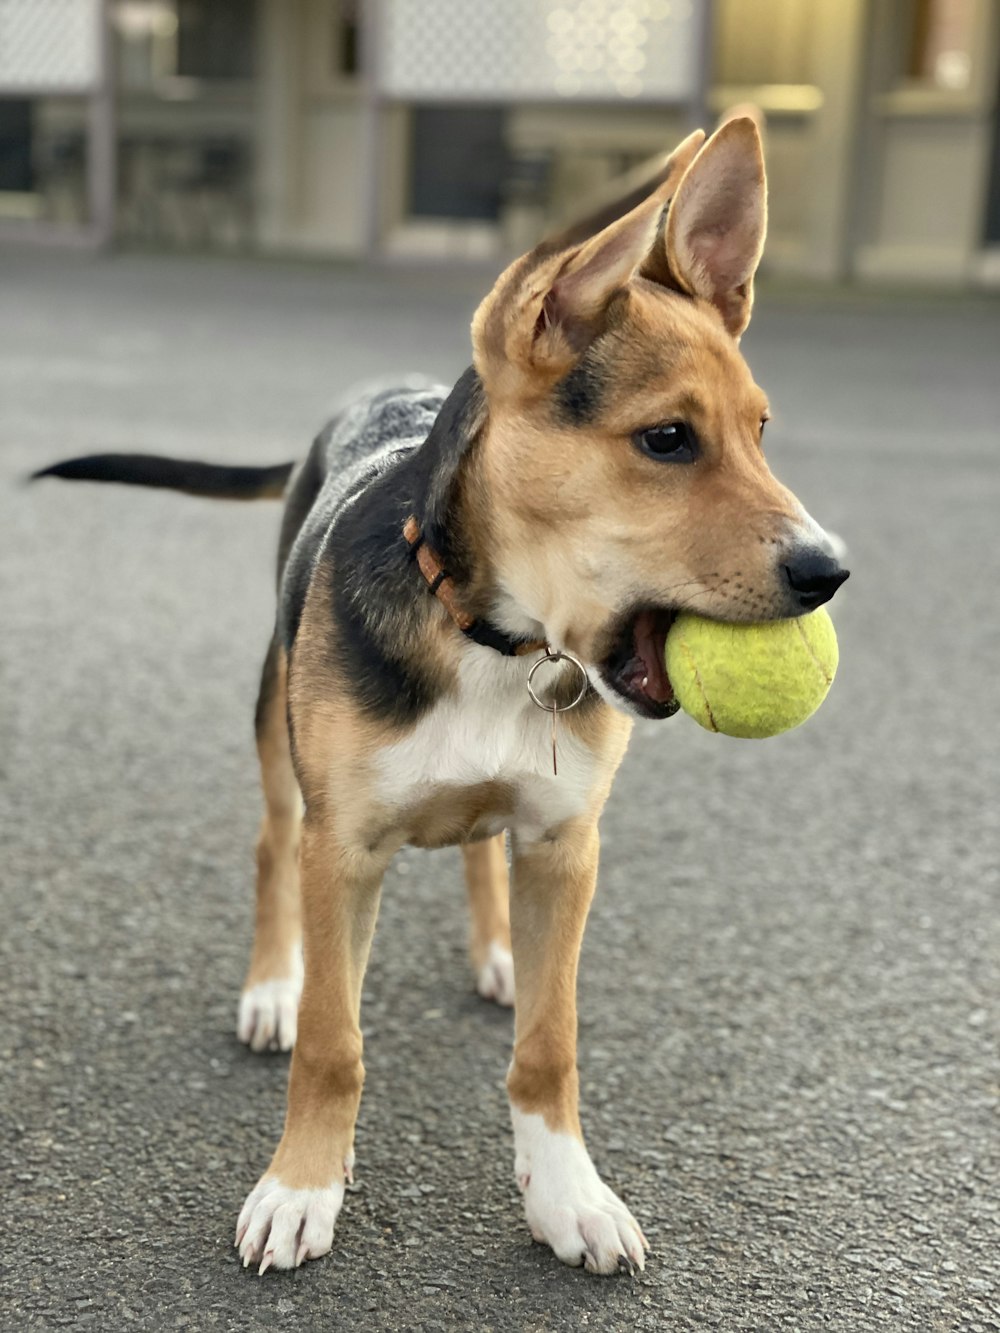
[664,608,838,738]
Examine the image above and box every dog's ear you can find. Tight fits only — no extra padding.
[474,173,677,391]
[643,116,766,339]
[534,185,672,358]
[544,128,705,254]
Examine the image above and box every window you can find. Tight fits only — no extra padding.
[906,0,975,90]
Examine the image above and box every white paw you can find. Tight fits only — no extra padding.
[512,1108,647,1275]
[236,1171,348,1273]
[476,941,515,1007]
[237,968,302,1053]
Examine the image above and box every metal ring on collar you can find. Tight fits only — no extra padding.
[526,650,590,712]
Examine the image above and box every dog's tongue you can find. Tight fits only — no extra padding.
[633,610,674,704]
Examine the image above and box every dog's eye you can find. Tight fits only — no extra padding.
[759,416,769,439]
[635,422,698,464]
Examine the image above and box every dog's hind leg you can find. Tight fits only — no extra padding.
[237,636,303,1052]
[462,834,514,1007]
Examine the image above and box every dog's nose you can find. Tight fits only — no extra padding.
[782,549,850,610]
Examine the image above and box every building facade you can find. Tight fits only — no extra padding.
[1,0,998,284]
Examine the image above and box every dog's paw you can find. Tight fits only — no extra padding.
[512,1109,647,1275]
[236,1173,347,1273]
[476,940,515,1007]
[237,974,302,1053]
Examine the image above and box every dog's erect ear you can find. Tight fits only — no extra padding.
[644,116,766,339]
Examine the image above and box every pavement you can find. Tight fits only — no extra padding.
[1,249,998,1333]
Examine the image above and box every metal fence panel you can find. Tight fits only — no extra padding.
[378,0,700,103]
[0,0,102,93]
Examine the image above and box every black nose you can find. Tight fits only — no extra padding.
[783,550,850,610]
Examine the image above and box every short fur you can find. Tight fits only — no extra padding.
[35,119,847,1278]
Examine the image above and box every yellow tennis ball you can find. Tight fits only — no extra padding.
[664,608,839,738]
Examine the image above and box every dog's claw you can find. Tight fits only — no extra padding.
[236,1175,345,1273]
[514,1110,648,1276]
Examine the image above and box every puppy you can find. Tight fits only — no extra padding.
[35,118,848,1277]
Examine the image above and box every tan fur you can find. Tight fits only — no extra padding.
[468,289,793,671]
[462,120,787,1138]
[240,119,841,1266]
[269,629,631,1191]
[268,813,385,1190]
[267,581,394,1189]
[462,834,512,973]
[243,647,302,992]
[474,127,705,381]
[506,816,601,1136]
[503,705,630,1134]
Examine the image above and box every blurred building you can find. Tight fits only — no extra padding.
[1,0,998,284]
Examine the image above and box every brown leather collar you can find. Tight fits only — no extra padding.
[403,516,547,658]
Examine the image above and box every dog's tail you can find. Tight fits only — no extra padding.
[31,452,295,500]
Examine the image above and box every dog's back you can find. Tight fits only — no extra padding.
[277,380,445,585]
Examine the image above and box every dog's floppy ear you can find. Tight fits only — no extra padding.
[472,130,707,395]
[475,173,677,392]
[643,116,766,339]
[543,128,705,254]
[534,185,671,357]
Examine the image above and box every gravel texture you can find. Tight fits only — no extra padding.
[1,250,998,1332]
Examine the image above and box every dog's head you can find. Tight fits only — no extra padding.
[467,117,848,719]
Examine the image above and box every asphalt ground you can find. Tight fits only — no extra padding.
[1,250,998,1332]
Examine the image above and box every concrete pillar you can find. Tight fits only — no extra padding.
[255,0,301,248]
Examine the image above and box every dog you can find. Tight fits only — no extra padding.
[35,117,848,1277]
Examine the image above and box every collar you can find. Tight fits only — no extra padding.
[403,516,547,658]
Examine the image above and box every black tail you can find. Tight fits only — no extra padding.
[31,452,295,500]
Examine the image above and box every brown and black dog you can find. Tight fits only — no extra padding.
[36,118,847,1276]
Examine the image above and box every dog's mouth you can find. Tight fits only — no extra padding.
[598,607,680,720]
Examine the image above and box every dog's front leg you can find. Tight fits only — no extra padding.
[507,817,648,1275]
[236,815,386,1272]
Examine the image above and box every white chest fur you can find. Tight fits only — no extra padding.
[372,649,595,845]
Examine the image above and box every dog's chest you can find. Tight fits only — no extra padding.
[372,652,595,847]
